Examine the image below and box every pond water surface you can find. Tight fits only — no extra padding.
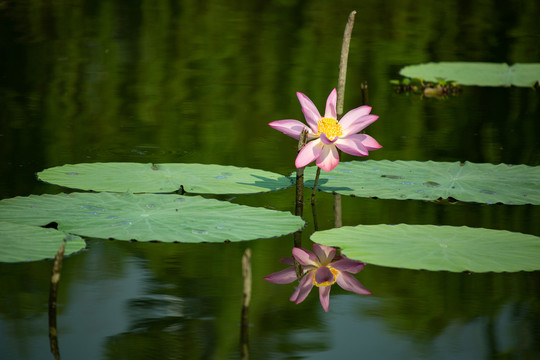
[1,1,539,359]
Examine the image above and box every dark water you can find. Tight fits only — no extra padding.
[1,1,539,359]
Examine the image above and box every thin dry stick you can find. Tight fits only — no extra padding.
[337,10,357,117]
[293,230,303,278]
[241,249,252,310]
[295,129,308,217]
[333,194,343,228]
[284,116,309,277]
[334,11,357,225]
[49,241,65,360]
[240,248,252,360]
[312,10,357,207]
[294,130,308,277]
[311,199,319,231]
[310,167,321,205]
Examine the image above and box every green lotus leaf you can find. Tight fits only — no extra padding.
[0,192,304,243]
[0,221,86,263]
[298,160,540,205]
[37,162,292,194]
[399,62,540,87]
[311,224,540,272]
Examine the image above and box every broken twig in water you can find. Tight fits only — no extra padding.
[240,248,252,360]
[49,241,65,360]
[312,10,356,206]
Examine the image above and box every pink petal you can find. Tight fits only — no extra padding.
[336,272,371,295]
[301,107,321,133]
[264,267,298,284]
[295,139,323,168]
[324,89,337,119]
[334,136,369,157]
[331,258,365,274]
[318,285,331,312]
[314,266,334,285]
[313,243,336,265]
[320,132,338,145]
[297,92,321,120]
[341,114,379,136]
[290,272,315,304]
[316,144,339,172]
[290,287,300,302]
[268,120,310,140]
[338,106,372,130]
[359,134,382,150]
[292,247,320,266]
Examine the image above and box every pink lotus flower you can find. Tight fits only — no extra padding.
[269,89,382,172]
[264,243,371,312]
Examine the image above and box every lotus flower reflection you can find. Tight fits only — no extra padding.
[269,89,382,172]
[264,243,371,312]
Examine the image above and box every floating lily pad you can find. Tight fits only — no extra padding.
[38,162,292,194]
[399,62,540,87]
[0,192,304,242]
[311,224,540,272]
[298,160,540,205]
[0,221,86,263]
